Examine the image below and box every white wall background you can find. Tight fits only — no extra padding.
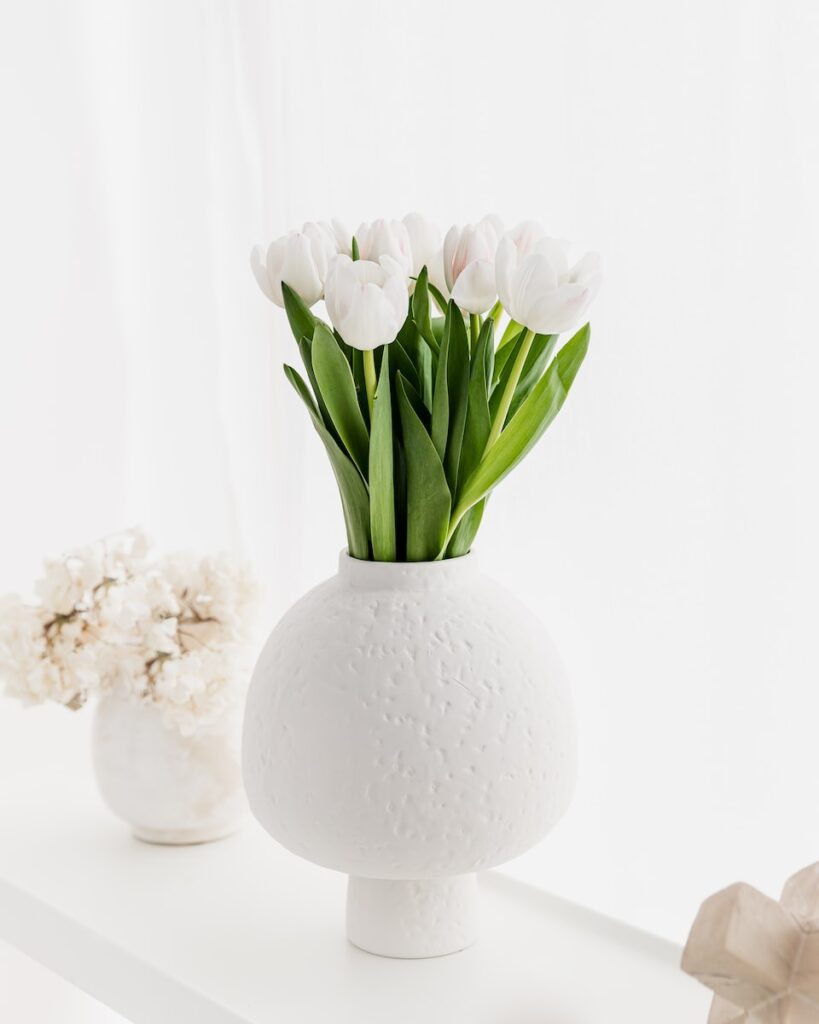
[2,5,819,1000]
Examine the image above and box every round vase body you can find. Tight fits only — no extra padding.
[93,688,245,845]
[242,553,576,957]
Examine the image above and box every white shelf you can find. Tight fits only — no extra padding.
[0,772,709,1023]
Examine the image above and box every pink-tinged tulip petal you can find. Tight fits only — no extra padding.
[495,229,601,334]
[481,213,505,240]
[505,220,548,258]
[514,254,560,314]
[533,236,571,275]
[451,259,497,315]
[441,219,502,312]
[567,251,603,288]
[355,219,413,277]
[524,284,591,334]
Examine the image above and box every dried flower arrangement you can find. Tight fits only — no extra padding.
[0,529,258,735]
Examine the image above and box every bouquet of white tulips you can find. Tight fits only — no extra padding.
[252,215,601,561]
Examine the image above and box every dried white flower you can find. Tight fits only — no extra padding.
[0,531,259,735]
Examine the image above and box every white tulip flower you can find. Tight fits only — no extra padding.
[318,218,353,257]
[427,248,450,303]
[402,213,442,278]
[442,215,504,314]
[324,255,409,351]
[354,219,414,277]
[495,228,602,334]
[250,222,338,308]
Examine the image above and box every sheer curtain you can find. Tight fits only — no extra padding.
[2,0,819,945]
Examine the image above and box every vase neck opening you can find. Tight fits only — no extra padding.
[337,551,479,591]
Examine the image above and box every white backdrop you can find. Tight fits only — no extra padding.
[2,0,819,962]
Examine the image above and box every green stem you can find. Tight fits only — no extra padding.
[469,313,481,353]
[363,348,377,420]
[498,317,522,350]
[440,502,467,557]
[487,299,503,325]
[484,328,534,453]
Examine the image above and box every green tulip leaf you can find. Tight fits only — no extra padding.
[428,283,448,315]
[351,348,369,422]
[281,282,317,345]
[390,335,421,393]
[334,329,356,369]
[457,318,493,490]
[446,499,486,558]
[431,313,451,461]
[492,325,526,390]
[483,315,496,388]
[444,302,469,493]
[397,376,451,561]
[298,337,339,445]
[284,364,370,559]
[489,330,555,425]
[497,317,523,351]
[397,373,430,429]
[369,350,396,561]
[311,322,370,478]
[507,333,559,420]
[397,316,433,409]
[454,324,590,522]
[411,266,438,354]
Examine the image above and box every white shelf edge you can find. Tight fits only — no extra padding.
[0,878,246,1024]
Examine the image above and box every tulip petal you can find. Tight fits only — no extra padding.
[515,253,559,317]
[280,235,323,307]
[325,256,408,351]
[403,212,441,277]
[382,266,410,317]
[566,251,602,287]
[525,282,593,334]
[355,219,413,276]
[325,256,363,325]
[480,213,505,244]
[442,225,460,294]
[348,284,389,350]
[428,247,450,302]
[533,236,571,276]
[451,259,496,314]
[327,218,352,256]
[506,220,547,258]
[495,236,517,313]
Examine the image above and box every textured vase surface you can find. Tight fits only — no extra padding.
[93,687,245,845]
[242,552,576,957]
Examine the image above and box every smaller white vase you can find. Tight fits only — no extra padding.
[92,688,245,845]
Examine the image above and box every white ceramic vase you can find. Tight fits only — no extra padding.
[242,552,576,958]
[93,687,245,845]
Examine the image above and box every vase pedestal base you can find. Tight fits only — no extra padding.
[132,822,240,846]
[346,874,478,959]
